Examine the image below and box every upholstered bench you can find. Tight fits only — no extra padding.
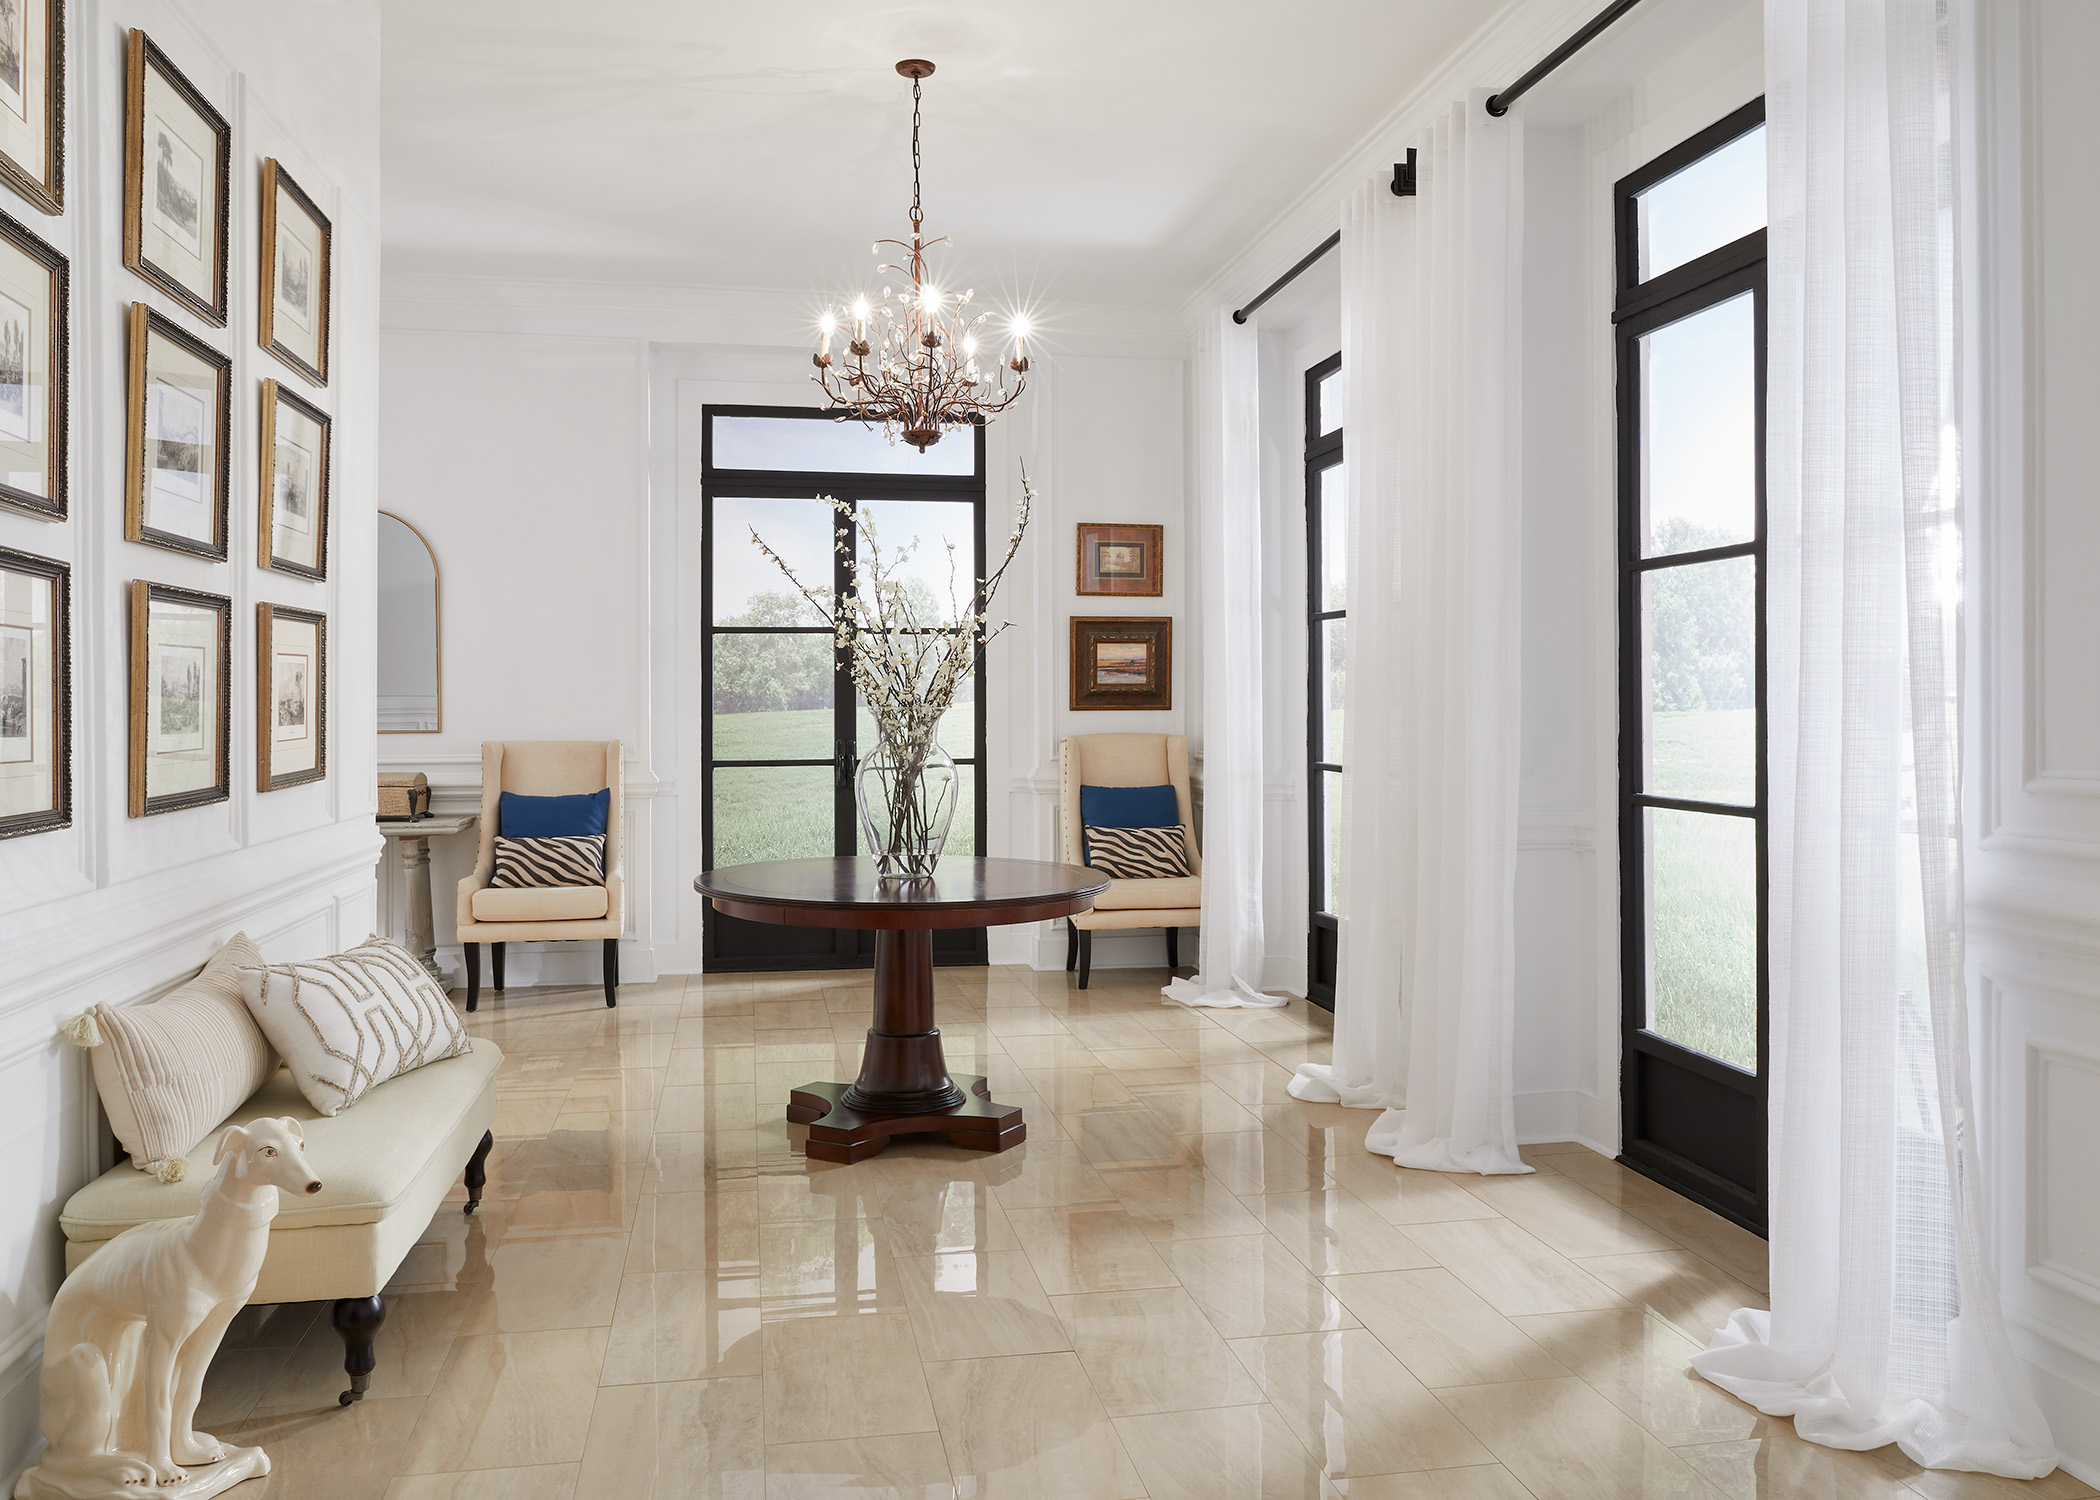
[59,1037,504,1405]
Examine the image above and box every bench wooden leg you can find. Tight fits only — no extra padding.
[332,1295,385,1406]
[603,938,619,1007]
[464,1130,495,1213]
[464,943,480,1012]
[491,941,506,991]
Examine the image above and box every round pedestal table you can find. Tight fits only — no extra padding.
[694,857,1107,1163]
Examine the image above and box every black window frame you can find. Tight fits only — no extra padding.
[1305,353,1343,1010]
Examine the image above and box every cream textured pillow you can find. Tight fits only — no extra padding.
[90,932,277,1176]
[239,934,471,1117]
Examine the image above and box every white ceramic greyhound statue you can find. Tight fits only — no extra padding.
[15,1117,323,1500]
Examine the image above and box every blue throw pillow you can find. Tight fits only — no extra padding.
[1079,783,1179,864]
[499,788,609,838]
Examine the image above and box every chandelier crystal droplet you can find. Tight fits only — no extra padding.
[811,60,1029,452]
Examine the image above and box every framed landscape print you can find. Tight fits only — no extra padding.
[1070,616,1172,711]
[256,603,324,791]
[0,544,67,837]
[0,204,64,520]
[259,380,329,577]
[1076,522,1163,597]
[123,29,228,325]
[259,160,329,385]
[126,303,229,559]
[128,580,229,816]
[0,0,62,214]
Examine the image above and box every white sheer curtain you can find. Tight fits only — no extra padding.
[1165,310,1286,1009]
[1690,0,2055,1475]
[1288,96,1530,1174]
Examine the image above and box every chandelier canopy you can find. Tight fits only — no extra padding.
[812,60,1028,452]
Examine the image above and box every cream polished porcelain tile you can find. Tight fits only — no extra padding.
[1319,1464,1537,1500]
[601,1269,763,1383]
[564,1065,668,1113]
[1067,1103,1196,1169]
[1324,1269,1566,1389]
[763,1433,956,1499]
[1433,1377,1727,1500]
[1091,1045,1196,1073]
[1108,1166,1269,1242]
[1323,1152,1503,1226]
[384,1466,580,1500]
[1165,1234,1360,1339]
[1542,1152,1769,1293]
[757,1217,904,1320]
[1572,1249,1765,1347]
[1112,1403,1328,1499]
[230,1396,427,1500]
[986,1142,1119,1211]
[1194,1132,1340,1197]
[676,1014,756,1048]
[1006,1204,1179,1295]
[761,1312,938,1444]
[222,1300,320,1350]
[986,1005,1071,1037]
[1677,1428,1922,1500]
[1460,1172,1683,1258]
[396,1201,511,1293]
[1161,1029,1269,1068]
[757,1027,843,1062]
[192,1344,294,1428]
[1202,1060,1313,1109]
[1904,1470,2099,1500]
[1511,1307,1766,1446]
[573,1376,763,1500]
[1021,1066,1137,1116]
[668,1045,753,1087]
[758,1169,886,1224]
[896,1248,1071,1360]
[653,1082,755,1134]
[537,1110,659,1167]
[494,1086,571,1138]
[1401,1218,1628,1316]
[995,1033,1103,1070]
[1130,1079,1265,1136]
[926,1352,1145,1500]
[877,1176,1019,1257]
[1051,1287,1266,1417]
[1230,1329,1493,1478]
[397,1326,609,1473]
[582,1029,676,1070]
[644,1128,760,1191]
[252,1288,474,1411]
[625,1186,760,1274]
[753,998,834,1028]
[1246,1189,1438,1277]
[1060,1015,1166,1052]
[458,1230,629,1334]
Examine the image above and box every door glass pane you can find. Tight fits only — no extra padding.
[1637,124,1765,280]
[711,634,833,761]
[1318,464,1346,611]
[713,415,976,476]
[716,496,834,624]
[1320,618,1346,762]
[854,762,976,858]
[1317,367,1344,436]
[1322,768,1345,917]
[857,499,977,626]
[1645,807,1757,1071]
[1640,292,1756,555]
[714,766,835,866]
[1643,556,1755,805]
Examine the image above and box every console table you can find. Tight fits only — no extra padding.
[693,857,1107,1163]
[378,814,478,986]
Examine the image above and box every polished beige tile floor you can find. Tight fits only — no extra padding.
[204,966,2094,1500]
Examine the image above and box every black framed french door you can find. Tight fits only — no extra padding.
[1305,353,1343,1010]
[701,406,988,970]
[1615,99,1770,1233]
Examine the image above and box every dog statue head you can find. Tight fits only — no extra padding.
[213,1117,323,1197]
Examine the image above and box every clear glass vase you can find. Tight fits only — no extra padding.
[855,731,959,880]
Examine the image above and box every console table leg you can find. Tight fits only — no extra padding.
[400,835,443,986]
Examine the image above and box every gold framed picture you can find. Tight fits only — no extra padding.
[257,603,324,791]
[0,0,62,215]
[0,204,67,520]
[1070,616,1172,711]
[127,579,229,817]
[259,380,329,578]
[126,302,230,559]
[123,29,228,326]
[1076,522,1163,597]
[260,159,330,386]
[0,543,68,838]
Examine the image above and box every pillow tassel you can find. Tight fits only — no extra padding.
[59,1010,103,1049]
[154,1156,189,1184]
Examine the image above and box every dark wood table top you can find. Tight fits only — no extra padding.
[695,857,1108,931]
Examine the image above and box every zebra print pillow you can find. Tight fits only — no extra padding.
[1083,824,1192,879]
[490,834,606,889]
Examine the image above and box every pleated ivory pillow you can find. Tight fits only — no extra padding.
[239,934,470,1117]
[90,932,277,1177]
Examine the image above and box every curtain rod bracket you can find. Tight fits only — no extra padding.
[1390,149,1417,197]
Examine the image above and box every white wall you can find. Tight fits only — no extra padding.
[0,0,381,1483]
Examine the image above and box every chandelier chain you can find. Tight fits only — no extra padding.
[909,75,923,240]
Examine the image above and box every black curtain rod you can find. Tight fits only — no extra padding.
[1231,151,1416,325]
[1486,0,1646,116]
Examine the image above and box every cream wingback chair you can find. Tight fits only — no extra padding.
[456,740,623,1010]
[1058,733,1201,988]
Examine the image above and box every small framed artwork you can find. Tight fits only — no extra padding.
[127,579,229,817]
[259,160,330,386]
[1076,523,1163,597]
[126,303,230,559]
[0,0,62,214]
[0,204,66,520]
[0,544,68,838]
[1070,616,1173,711]
[123,29,228,326]
[259,380,329,578]
[256,603,324,791]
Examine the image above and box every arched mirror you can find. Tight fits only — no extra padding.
[377,511,440,732]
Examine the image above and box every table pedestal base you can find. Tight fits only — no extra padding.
[787,1074,1025,1164]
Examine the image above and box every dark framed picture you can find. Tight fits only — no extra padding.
[126,303,230,559]
[259,380,329,578]
[0,203,65,520]
[123,29,228,326]
[260,159,330,386]
[0,543,67,837]
[0,0,62,215]
[1076,522,1163,597]
[257,603,324,791]
[128,580,229,817]
[1070,616,1172,711]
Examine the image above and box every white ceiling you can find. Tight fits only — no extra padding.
[379,1,1495,311]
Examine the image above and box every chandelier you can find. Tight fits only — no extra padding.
[812,60,1028,452]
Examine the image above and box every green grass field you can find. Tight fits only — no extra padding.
[1645,709,1757,1069]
